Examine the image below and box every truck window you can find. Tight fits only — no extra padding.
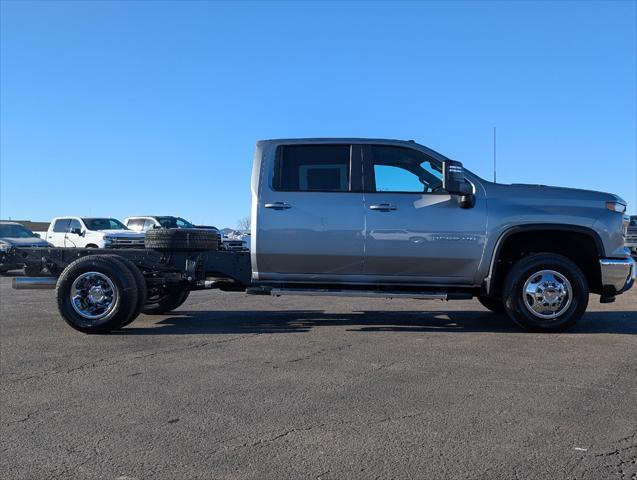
[52,219,71,233]
[68,219,82,232]
[274,145,351,192]
[142,219,156,231]
[82,218,127,230]
[127,219,145,231]
[0,224,35,238]
[365,145,443,193]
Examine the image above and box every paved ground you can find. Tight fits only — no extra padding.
[1,274,636,480]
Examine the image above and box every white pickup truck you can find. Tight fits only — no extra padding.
[46,217,145,248]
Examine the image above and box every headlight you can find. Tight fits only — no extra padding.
[103,236,114,241]
[0,240,11,252]
[606,201,627,213]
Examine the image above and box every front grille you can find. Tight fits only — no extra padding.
[109,238,145,248]
[222,240,247,251]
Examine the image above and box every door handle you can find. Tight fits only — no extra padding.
[264,202,292,210]
[369,203,397,211]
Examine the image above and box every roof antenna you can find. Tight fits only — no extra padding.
[493,126,497,183]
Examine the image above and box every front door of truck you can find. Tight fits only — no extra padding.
[64,219,83,247]
[361,144,487,284]
[255,143,365,282]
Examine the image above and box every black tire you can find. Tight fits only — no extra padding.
[108,256,147,327]
[477,295,506,314]
[144,228,218,251]
[502,253,588,333]
[142,290,190,315]
[56,255,139,334]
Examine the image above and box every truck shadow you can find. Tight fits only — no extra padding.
[119,309,637,335]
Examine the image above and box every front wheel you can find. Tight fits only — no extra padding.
[502,253,588,332]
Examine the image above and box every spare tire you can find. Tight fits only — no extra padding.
[145,228,218,251]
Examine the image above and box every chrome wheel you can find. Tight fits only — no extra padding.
[70,271,118,320]
[523,270,572,320]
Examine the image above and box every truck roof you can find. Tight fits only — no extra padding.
[260,137,421,146]
[257,138,450,160]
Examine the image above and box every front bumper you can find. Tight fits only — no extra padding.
[600,257,636,295]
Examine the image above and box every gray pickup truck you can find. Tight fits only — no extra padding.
[3,138,635,334]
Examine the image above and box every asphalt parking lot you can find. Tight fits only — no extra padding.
[1,275,636,480]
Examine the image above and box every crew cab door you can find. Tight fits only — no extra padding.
[47,219,70,247]
[254,143,365,282]
[361,144,487,284]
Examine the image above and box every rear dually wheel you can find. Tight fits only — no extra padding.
[56,255,139,334]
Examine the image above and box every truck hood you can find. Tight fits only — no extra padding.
[1,237,51,247]
[505,183,624,203]
[99,229,145,238]
[484,181,625,205]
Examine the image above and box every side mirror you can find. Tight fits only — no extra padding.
[442,160,475,208]
[69,227,82,235]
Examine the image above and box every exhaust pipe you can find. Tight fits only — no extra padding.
[12,277,57,290]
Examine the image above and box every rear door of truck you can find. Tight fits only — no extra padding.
[47,219,70,247]
[254,142,365,282]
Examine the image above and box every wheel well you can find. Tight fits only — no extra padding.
[85,244,99,248]
[491,229,602,296]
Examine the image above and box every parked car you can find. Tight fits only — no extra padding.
[197,226,249,251]
[6,138,634,334]
[124,215,195,232]
[627,215,637,255]
[0,221,52,273]
[46,217,145,248]
[126,216,226,250]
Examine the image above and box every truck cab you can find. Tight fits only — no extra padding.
[252,140,484,285]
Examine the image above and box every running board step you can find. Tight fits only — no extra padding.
[270,288,450,300]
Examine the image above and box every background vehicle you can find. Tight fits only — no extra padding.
[124,215,195,231]
[0,221,51,273]
[46,217,145,248]
[197,226,249,251]
[5,138,634,334]
[126,216,225,250]
[125,217,247,251]
[626,215,637,256]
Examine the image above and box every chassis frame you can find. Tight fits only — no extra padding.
[1,247,252,291]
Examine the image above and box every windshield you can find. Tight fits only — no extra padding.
[82,218,127,231]
[156,216,194,228]
[0,224,36,238]
[630,216,637,227]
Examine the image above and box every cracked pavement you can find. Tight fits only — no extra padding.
[1,275,636,479]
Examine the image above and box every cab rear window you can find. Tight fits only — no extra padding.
[273,145,351,192]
